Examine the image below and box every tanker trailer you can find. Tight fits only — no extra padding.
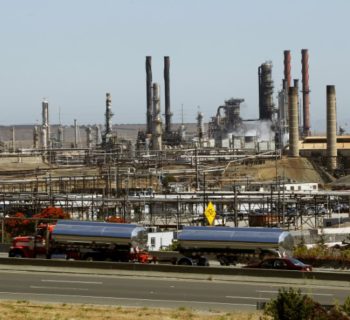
[10,220,154,263]
[174,226,294,266]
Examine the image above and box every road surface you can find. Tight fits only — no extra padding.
[0,269,348,311]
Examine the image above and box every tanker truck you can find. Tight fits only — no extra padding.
[9,220,155,263]
[173,226,294,266]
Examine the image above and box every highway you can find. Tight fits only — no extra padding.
[0,268,348,311]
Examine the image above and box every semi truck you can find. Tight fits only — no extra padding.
[9,220,155,263]
[173,226,294,266]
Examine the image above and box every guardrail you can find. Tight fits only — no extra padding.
[1,257,350,282]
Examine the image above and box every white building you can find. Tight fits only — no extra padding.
[282,183,318,192]
[147,231,174,251]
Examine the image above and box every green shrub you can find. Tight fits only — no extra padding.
[263,288,315,320]
[264,288,350,320]
[342,296,350,316]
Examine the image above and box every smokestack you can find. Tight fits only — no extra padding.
[33,126,39,149]
[283,50,291,89]
[164,56,172,134]
[11,127,15,152]
[57,125,64,148]
[278,79,289,127]
[86,126,92,149]
[293,79,299,89]
[152,83,162,151]
[301,49,311,136]
[197,112,204,146]
[146,56,153,134]
[74,119,78,148]
[41,99,49,149]
[327,85,337,171]
[293,79,301,131]
[258,62,274,120]
[41,127,47,150]
[104,92,113,144]
[288,86,299,157]
[95,125,101,145]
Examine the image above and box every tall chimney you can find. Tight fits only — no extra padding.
[301,49,311,136]
[283,50,291,89]
[86,126,92,149]
[33,126,39,149]
[74,119,78,148]
[41,99,49,149]
[197,111,204,146]
[327,85,337,171]
[293,79,301,131]
[11,127,15,152]
[164,56,172,134]
[288,86,299,157]
[95,125,101,145]
[258,62,274,120]
[152,83,162,151]
[146,56,153,134]
[41,127,47,150]
[104,92,113,144]
[57,125,64,148]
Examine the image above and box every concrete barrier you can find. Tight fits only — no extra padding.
[0,257,350,282]
[0,244,10,253]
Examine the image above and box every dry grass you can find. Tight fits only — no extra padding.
[0,300,262,320]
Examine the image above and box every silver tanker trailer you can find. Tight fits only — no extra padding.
[174,226,294,266]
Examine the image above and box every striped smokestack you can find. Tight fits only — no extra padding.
[146,56,153,134]
[327,85,337,171]
[288,86,299,157]
[301,49,311,136]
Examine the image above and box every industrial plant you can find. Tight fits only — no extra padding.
[1,49,350,244]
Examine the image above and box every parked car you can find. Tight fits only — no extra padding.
[244,257,312,272]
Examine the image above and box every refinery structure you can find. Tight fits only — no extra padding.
[1,49,350,233]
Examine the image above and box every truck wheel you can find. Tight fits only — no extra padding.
[10,251,23,258]
[177,257,193,265]
[85,255,94,261]
[218,256,229,266]
[197,257,209,267]
[9,251,23,258]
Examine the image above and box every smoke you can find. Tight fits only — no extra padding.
[230,120,274,142]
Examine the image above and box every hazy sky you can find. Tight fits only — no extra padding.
[0,0,349,132]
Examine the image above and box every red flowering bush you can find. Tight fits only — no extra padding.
[4,212,34,238]
[33,207,70,220]
[106,216,125,223]
[3,207,70,240]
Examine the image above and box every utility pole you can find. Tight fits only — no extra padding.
[195,147,199,190]
[234,183,238,227]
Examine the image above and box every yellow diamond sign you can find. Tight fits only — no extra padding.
[204,202,216,226]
